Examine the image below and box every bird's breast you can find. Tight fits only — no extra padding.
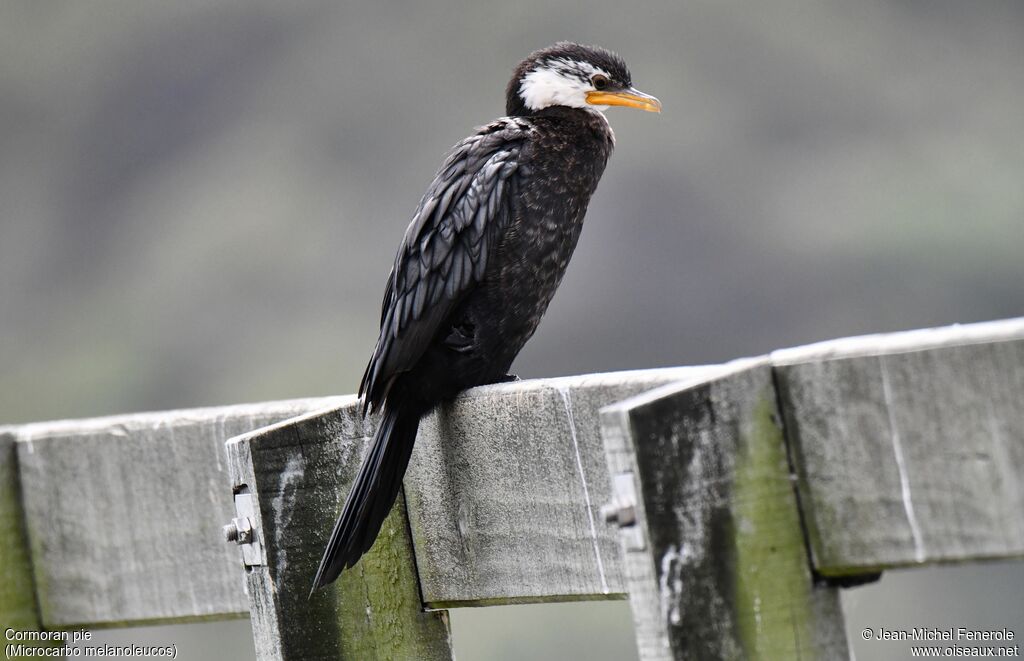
[467,119,612,358]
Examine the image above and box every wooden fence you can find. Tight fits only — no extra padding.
[3,318,1023,660]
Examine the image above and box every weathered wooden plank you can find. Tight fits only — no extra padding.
[13,397,342,627]
[772,317,1024,364]
[225,404,453,661]
[0,430,37,630]
[5,315,1019,656]
[405,367,718,606]
[773,321,1024,575]
[1,429,62,659]
[600,362,849,661]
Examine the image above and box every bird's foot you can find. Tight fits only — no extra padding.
[492,373,521,384]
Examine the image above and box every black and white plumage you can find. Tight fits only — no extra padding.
[312,42,660,592]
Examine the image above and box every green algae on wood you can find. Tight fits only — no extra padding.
[731,397,817,659]
[227,403,453,661]
[1,430,62,659]
[601,363,849,660]
[336,495,453,661]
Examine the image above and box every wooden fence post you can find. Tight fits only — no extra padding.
[225,401,454,661]
[600,362,849,660]
[0,429,60,660]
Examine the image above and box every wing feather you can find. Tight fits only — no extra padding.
[358,120,529,412]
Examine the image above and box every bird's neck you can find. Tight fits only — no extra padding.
[523,105,615,145]
[505,92,531,118]
[508,103,605,122]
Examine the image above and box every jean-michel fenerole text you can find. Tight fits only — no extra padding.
[874,627,1015,642]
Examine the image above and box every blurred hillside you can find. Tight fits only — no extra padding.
[3,0,1023,425]
[2,1,1022,660]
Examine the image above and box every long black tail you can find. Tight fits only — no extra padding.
[310,402,423,593]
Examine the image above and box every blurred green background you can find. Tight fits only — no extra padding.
[2,1,1022,659]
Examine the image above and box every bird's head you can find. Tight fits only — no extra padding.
[506,42,661,117]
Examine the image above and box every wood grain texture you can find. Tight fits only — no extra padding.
[601,362,849,661]
[404,367,718,606]
[775,334,1024,574]
[13,398,342,627]
[226,403,453,661]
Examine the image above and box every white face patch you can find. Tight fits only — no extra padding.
[518,58,613,112]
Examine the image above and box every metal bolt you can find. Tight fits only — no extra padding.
[600,502,636,527]
[223,516,253,545]
[600,471,639,528]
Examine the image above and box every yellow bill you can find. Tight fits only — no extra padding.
[586,87,662,113]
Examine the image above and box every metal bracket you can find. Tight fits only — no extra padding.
[600,471,645,551]
[223,491,264,567]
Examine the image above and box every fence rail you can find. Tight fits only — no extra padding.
[2,317,1022,660]
[7,398,348,629]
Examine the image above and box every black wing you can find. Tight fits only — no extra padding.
[359,119,530,413]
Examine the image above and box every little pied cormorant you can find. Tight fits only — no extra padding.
[312,42,660,592]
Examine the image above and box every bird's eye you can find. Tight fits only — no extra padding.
[592,74,610,90]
